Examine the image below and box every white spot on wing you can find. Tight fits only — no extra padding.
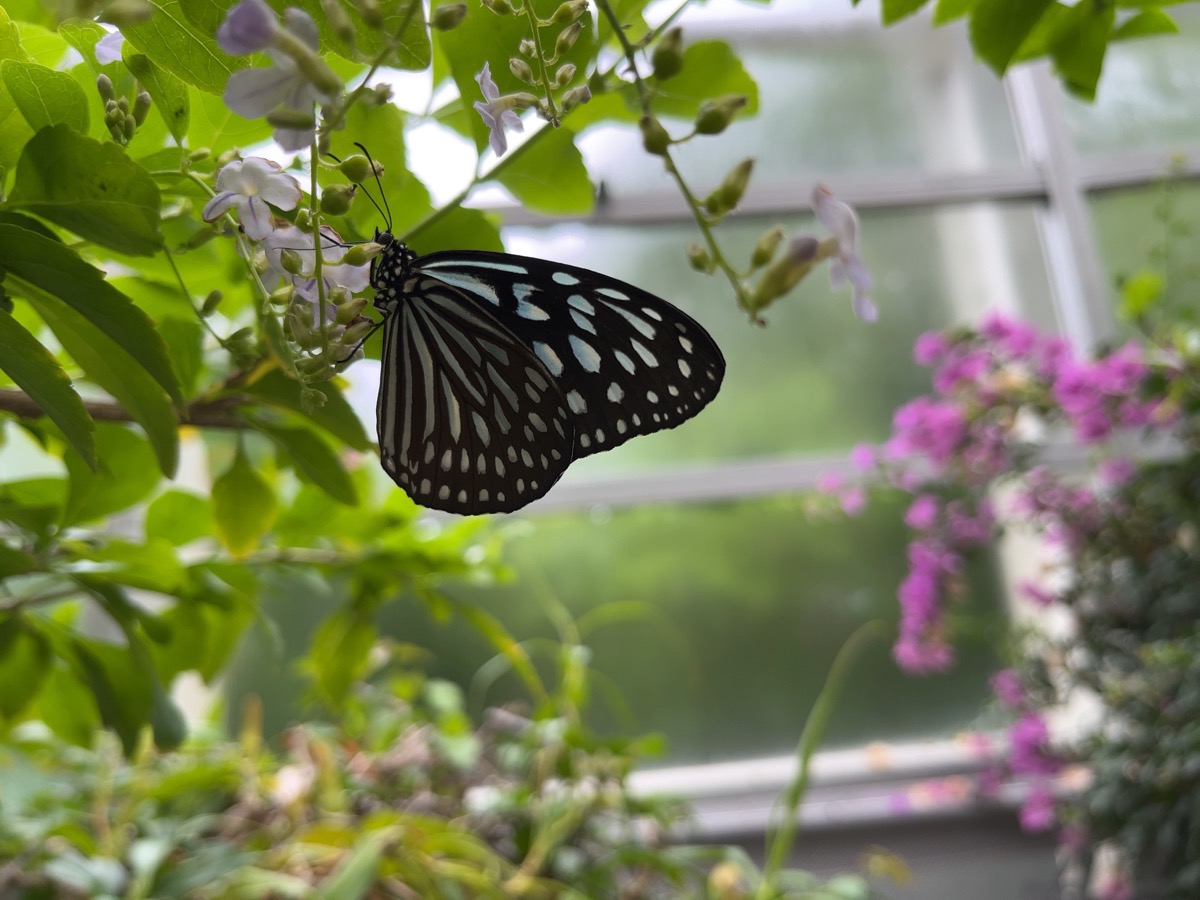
[567,390,587,414]
[607,382,623,402]
[553,271,580,285]
[535,342,564,376]
[569,336,601,372]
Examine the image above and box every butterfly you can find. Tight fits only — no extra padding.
[368,232,726,515]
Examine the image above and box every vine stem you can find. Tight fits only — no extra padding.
[592,0,750,310]
[521,2,562,124]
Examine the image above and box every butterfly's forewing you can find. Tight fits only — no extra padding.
[414,251,726,461]
[377,273,576,515]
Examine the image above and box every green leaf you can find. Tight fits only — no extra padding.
[8,125,163,255]
[407,206,503,254]
[70,636,154,754]
[493,125,593,215]
[1113,9,1178,39]
[212,444,276,558]
[652,41,760,120]
[0,8,34,171]
[288,0,430,70]
[150,678,186,749]
[0,477,65,537]
[0,542,36,577]
[62,424,160,525]
[74,538,187,595]
[0,617,53,719]
[969,0,1056,73]
[0,224,183,407]
[120,0,243,95]
[0,307,96,468]
[1049,0,1114,100]
[21,284,180,477]
[146,489,212,546]
[882,0,930,24]
[59,18,135,96]
[32,661,99,746]
[933,0,976,23]
[316,833,388,900]
[242,367,372,451]
[0,59,89,132]
[156,317,203,398]
[253,421,358,505]
[124,51,190,143]
[307,609,377,710]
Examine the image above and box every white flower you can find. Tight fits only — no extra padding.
[94,30,125,65]
[473,62,523,157]
[262,225,370,312]
[812,184,877,323]
[216,0,278,55]
[221,7,332,151]
[202,157,302,240]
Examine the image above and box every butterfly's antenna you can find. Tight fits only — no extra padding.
[354,142,392,232]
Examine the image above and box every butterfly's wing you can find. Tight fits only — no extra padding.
[414,251,726,461]
[377,275,576,515]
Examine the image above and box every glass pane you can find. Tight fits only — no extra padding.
[579,17,1021,192]
[1089,181,1200,324]
[402,494,1004,764]
[504,201,1054,478]
[1063,10,1200,156]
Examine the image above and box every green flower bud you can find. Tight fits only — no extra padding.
[694,94,747,135]
[225,327,258,365]
[703,157,754,216]
[685,242,712,273]
[344,242,384,266]
[117,96,130,114]
[551,0,588,24]
[322,0,357,43]
[122,115,136,141]
[132,91,152,127]
[335,296,369,324]
[481,0,514,15]
[749,235,820,312]
[337,154,374,184]
[279,248,304,276]
[288,308,317,348]
[200,290,223,316]
[320,183,357,216]
[555,62,577,86]
[341,318,375,346]
[639,115,671,156]
[750,226,785,268]
[186,148,210,164]
[509,57,535,83]
[295,355,330,376]
[295,208,313,230]
[519,38,536,56]
[555,22,582,56]
[96,74,115,102]
[560,83,591,113]
[652,27,684,81]
[431,2,468,29]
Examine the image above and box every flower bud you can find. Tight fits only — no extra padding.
[555,22,582,56]
[225,327,258,365]
[639,115,671,156]
[96,74,116,102]
[749,235,820,312]
[431,2,468,29]
[279,248,304,275]
[337,154,373,184]
[555,62,577,86]
[201,290,223,316]
[480,0,514,15]
[295,355,330,376]
[703,157,754,216]
[750,226,784,268]
[652,27,683,81]
[551,0,588,24]
[560,84,591,112]
[341,319,375,346]
[117,96,130,114]
[335,296,369,323]
[344,242,384,266]
[268,285,294,307]
[322,0,357,42]
[288,309,317,347]
[294,208,313,230]
[519,38,536,56]
[685,242,712,273]
[267,107,318,130]
[509,57,534,83]
[694,94,747,135]
[319,183,357,216]
[132,91,152,126]
[122,115,136,141]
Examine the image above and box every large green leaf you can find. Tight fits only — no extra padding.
[59,19,135,96]
[243,367,372,451]
[73,538,187,595]
[8,126,162,255]
[406,206,502,254]
[252,421,358,505]
[1049,0,1114,99]
[0,59,89,133]
[933,0,975,23]
[307,608,377,710]
[0,224,183,406]
[145,489,212,546]
[212,444,276,557]
[881,0,931,23]
[124,51,190,143]
[1112,9,1179,39]
[0,7,34,171]
[0,617,53,719]
[0,307,95,468]
[62,423,161,525]
[288,0,430,69]
[21,285,180,477]
[493,125,593,215]
[652,40,760,120]
[121,0,244,95]
[69,636,154,755]
[969,0,1056,73]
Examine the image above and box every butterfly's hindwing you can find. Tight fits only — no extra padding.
[376,275,575,515]
[413,251,726,461]
[372,238,725,515]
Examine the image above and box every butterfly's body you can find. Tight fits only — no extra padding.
[371,232,725,515]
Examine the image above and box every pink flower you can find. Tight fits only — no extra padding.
[1097,457,1135,487]
[1018,781,1056,831]
[893,633,954,673]
[932,348,990,395]
[1019,581,1056,607]
[849,443,876,471]
[1009,712,1060,776]
[989,668,1024,708]
[904,494,939,530]
[890,397,966,467]
[980,311,1039,359]
[1095,873,1134,900]
[913,331,948,366]
[840,486,866,516]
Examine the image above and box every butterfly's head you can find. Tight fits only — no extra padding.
[370,230,420,307]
